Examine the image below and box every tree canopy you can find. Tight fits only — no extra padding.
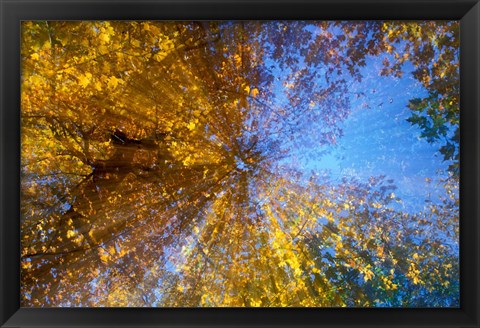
[21,21,459,307]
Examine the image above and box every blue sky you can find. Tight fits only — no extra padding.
[276,55,453,213]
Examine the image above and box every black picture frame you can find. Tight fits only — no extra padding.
[1,0,479,327]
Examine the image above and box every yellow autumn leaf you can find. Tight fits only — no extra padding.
[42,40,51,50]
[97,44,109,55]
[99,31,111,44]
[94,81,102,91]
[363,269,374,282]
[250,299,262,307]
[377,245,384,258]
[372,202,382,209]
[100,253,110,263]
[107,76,122,90]
[154,52,166,62]
[131,39,141,47]
[187,122,196,131]
[21,261,32,269]
[234,54,241,65]
[30,53,40,60]
[251,87,259,98]
[78,72,92,88]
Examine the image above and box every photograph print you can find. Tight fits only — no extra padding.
[20,21,459,307]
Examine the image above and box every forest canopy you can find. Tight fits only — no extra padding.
[20,21,459,307]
